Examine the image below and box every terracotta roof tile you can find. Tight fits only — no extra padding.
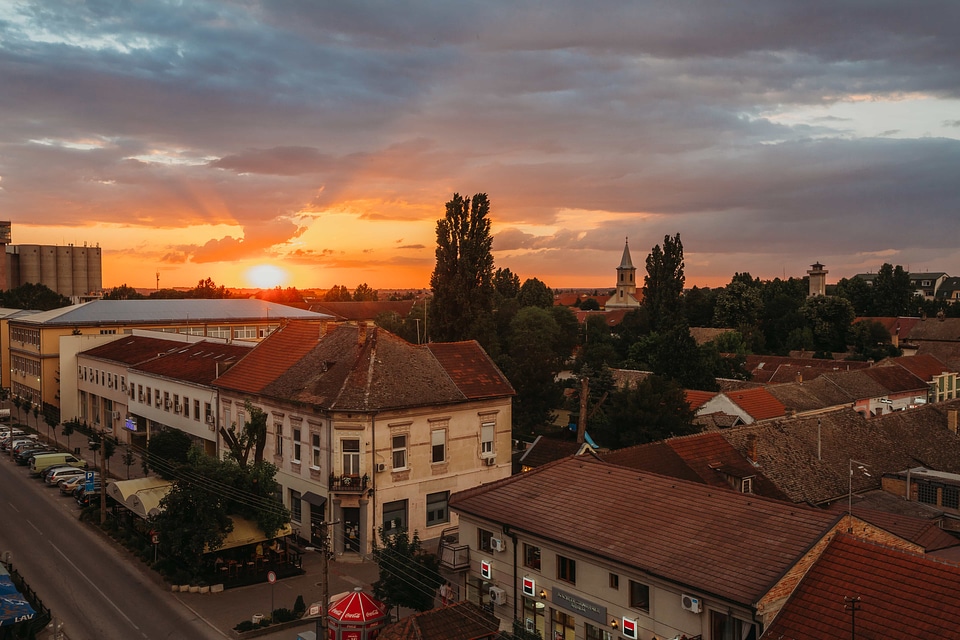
[450,456,840,606]
[762,535,960,640]
[824,505,960,552]
[685,389,717,410]
[519,434,584,468]
[725,387,786,421]
[426,342,515,400]
[860,365,927,394]
[885,353,953,382]
[766,376,857,413]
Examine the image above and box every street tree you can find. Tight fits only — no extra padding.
[151,479,233,574]
[44,410,58,447]
[642,233,685,330]
[500,307,564,435]
[144,428,193,479]
[800,295,856,355]
[872,263,916,317]
[372,527,443,615]
[62,419,78,451]
[220,401,268,468]
[493,267,521,302]
[428,193,495,344]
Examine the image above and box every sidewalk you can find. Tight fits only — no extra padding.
[176,551,382,639]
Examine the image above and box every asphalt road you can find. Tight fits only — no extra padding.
[0,451,227,640]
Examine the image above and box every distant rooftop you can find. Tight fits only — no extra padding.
[13,299,331,326]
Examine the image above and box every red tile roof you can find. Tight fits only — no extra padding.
[725,387,786,421]
[212,320,323,395]
[426,342,515,400]
[824,505,960,552]
[860,365,927,394]
[130,341,254,386]
[685,389,717,410]
[762,535,960,639]
[887,353,952,382]
[81,335,188,365]
[451,456,840,606]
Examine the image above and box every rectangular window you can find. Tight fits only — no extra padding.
[585,623,613,640]
[523,544,541,570]
[205,402,212,424]
[610,573,619,589]
[629,580,650,612]
[382,499,408,533]
[342,438,360,476]
[710,611,758,640]
[944,486,960,510]
[480,422,495,457]
[293,428,302,463]
[312,433,321,468]
[426,491,449,526]
[182,397,189,418]
[431,428,445,463]
[173,394,179,412]
[552,610,576,640]
[194,399,201,421]
[275,423,284,457]
[290,489,302,523]
[392,434,407,469]
[918,482,938,505]
[557,555,576,584]
[162,391,169,410]
[478,528,493,551]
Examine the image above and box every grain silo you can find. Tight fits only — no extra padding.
[71,245,89,295]
[17,244,42,286]
[86,245,102,292]
[58,245,75,297]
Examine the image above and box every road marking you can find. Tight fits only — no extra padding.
[28,519,42,535]
[49,543,148,638]
[8,503,19,513]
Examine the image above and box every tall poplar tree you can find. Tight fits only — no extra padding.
[429,193,495,343]
[642,233,685,330]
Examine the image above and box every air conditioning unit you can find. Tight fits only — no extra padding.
[164,400,172,409]
[489,586,506,605]
[484,457,496,466]
[111,411,120,420]
[121,383,128,392]
[376,463,386,473]
[681,594,702,613]
[489,537,505,552]
[175,403,182,412]
[205,415,215,425]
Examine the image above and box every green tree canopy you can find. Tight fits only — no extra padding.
[0,282,72,310]
[800,295,856,355]
[323,285,354,302]
[518,278,554,308]
[499,307,564,434]
[590,374,697,449]
[493,267,521,301]
[642,233,685,330]
[428,193,495,344]
[353,283,378,301]
[220,401,268,469]
[144,428,193,479]
[102,284,145,300]
[372,527,443,614]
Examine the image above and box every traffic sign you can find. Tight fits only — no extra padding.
[85,471,96,482]
[267,571,277,584]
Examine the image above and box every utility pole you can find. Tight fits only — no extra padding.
[307,519,339,639]
[100,430,108,525]
[844,596,861,640]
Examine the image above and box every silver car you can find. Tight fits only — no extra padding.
[45,467,88,486]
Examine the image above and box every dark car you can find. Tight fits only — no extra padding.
[15,446,56,465]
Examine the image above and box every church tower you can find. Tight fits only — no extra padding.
[607,237,641,308]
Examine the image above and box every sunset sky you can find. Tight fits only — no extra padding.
[1,2,959,291]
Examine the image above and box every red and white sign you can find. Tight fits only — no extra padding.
[480,559,492,580]
[522,576,535,597]
[622,617,638,639]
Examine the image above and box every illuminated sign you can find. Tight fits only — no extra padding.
[522,576,535,597]
[622,617,637,639]
[480,559,492,580]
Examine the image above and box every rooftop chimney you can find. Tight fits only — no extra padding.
[746,433,757,463]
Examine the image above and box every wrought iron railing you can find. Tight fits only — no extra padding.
[328,473,368,493]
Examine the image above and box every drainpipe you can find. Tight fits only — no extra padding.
[504,525,519,621]
[370,412,377,554]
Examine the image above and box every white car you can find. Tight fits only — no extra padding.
[45,467,88,486]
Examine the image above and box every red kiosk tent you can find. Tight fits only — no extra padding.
[327,588,388,640]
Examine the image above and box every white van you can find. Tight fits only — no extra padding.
[30,452,87,476]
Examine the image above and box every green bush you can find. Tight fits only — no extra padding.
[272,608,296,623]
[234,620,255,632]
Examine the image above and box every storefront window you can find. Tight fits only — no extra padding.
[522,596,546,638]
[710,610,758,640]
[585,622,613,640]
[552,609,576,640]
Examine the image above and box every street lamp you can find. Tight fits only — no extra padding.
[848,459,871,526]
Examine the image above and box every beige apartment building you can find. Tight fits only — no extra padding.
[7,299,329,419]
[214,320,515,556]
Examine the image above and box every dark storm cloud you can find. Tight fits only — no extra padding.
[1,0,958,280]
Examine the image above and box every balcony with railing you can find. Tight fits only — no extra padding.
[328,473,368,493]
[437,526,470,571]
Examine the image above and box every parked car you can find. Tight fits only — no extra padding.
[75,484,101,507]
[59,473,99,495]
[30,452,87,476]
[15,445,56,465]
[41,464,76,482]
[45,467,88,486]
[5,437,39,453]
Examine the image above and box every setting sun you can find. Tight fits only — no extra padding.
[245,264,289,289]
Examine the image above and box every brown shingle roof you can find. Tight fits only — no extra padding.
[519,434,584,469]
[860,365,927,394]
[824,505,960,552]
[377,601,499,640]
[722,400,960,505]
[80,335,188,365]
[131,341,254,385]
[766,376,856,413]
[450,456,840,606]
[885,353,953,382]
[762,535,960,640]
[744,355,871,384]
[214,322,512,410]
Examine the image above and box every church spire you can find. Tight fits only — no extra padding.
[619,237,634,269]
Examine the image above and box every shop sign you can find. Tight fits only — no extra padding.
[522,576,535,597]
[552,587,606,624]
[622,617,638,639]
[480,559,492,580]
